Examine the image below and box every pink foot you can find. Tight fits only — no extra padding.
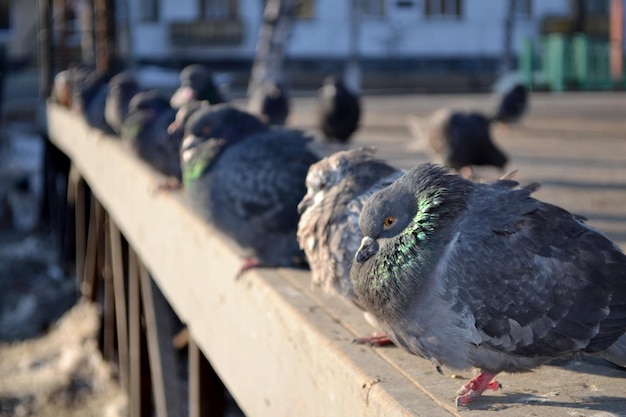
[155,177,182,191]
[455,372,501,408]
[235,258,263,280]
[353,333,394,347]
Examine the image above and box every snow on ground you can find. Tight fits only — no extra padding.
[0,120,127,416]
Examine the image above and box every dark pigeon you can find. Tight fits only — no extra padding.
[121,90,180,179]
[248,81,290,125]
[414,108,508,175]
[105,71,141,135]
[351,163,626,407]
[181,104,319,276]
[70,67,114,134]
[170,64,226,109]
[317,75,361,142]
[493,83,529,125]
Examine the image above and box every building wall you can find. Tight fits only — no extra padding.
[128,0,572,62]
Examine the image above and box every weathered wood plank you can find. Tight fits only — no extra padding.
[139,262,185,417]
[109,219,130,392]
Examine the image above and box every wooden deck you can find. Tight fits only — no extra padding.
[46,91,626,417]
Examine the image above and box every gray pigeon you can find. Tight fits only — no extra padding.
[297,148,402,304]
[351,163,626,407]
[410,108,508,176]
[181,104,319,276]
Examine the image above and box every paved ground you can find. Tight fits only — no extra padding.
[288,91,626,251]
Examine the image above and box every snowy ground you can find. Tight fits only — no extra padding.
[0,120,127,417]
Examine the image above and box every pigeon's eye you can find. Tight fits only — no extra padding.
[383,216,396,228]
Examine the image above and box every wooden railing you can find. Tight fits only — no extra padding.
[46,100,626,417]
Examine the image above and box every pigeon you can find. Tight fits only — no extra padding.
[493,83,529,125]
[105,71,141,135]
[70,67,114,134]
[167,100,208,142]
[121,90,180,179]
[317,74,361,142]
[181,104,319,276]
[248,81,290,125]
[351,163,626,407]
[170,64,226,109]
[297,148,402,304]
[409,108,508,176]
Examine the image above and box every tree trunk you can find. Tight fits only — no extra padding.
[247,0,297,97]
[501,0,515,75]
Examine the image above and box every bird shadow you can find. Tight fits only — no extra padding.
[511,154,626,171]
[466,393,626,413]
[539,179,626,191]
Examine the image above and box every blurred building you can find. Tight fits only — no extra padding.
[0,0,622,91]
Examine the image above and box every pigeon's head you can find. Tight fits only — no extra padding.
[298,148,372,214]
[355,164,466,264]
[180,104,267,165]
[168,100,208,136]
[355,175,418,263]
[128,90,170,112]
[184,104,266,142]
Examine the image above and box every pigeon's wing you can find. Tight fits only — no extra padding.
[449,182,626,357]
[212,131,317,233]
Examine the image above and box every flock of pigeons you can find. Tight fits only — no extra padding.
[51,66,626,408]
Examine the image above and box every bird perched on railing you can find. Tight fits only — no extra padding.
[407,108,508,178]
[105,71,141,135]
[351,163,626,408]
[317,74,361,142]
[297,148,402,345]
[492,83,529,125]
[69,66,114,134]
[298,148,401,303]
[170,64,227,109]
[248,81,290,125]
[121,90,180,179]
[180,104,319,277]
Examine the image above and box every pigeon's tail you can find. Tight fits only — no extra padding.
[592,335,626,368]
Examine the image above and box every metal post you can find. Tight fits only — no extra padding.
[345,0,361,92]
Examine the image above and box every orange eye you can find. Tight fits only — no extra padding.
[383,216,396,228]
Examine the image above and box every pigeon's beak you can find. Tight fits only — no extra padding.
[170,86,195,108]
[167,120,180,135]
[180,134,201,163]
[297,194,312,215]
[356,236,379,263]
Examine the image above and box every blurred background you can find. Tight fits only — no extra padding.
[0,0,624,416]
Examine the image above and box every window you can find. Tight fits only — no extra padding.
[200,0,238,19]
[139,0,159,22]
[424,0,462,18]
[585,0,609,16]
[0,0,9,30]
[361,0,385,17]
[295,0,315,19]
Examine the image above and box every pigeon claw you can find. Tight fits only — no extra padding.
[235,258,263,280]
[352,333,394,347]
[455,372,500,409]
